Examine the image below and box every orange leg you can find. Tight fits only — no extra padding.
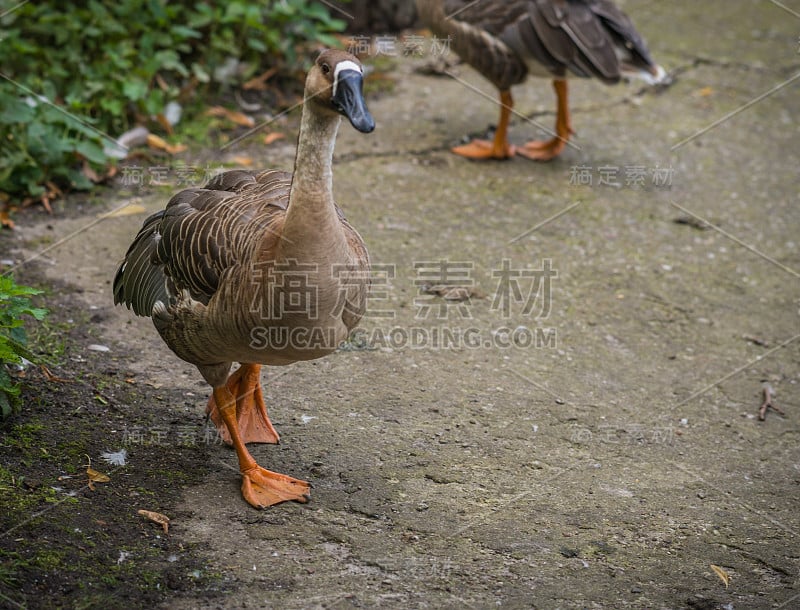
[206,364,280,445]
[213,385,310,508]
[452,90,515,160]
[517,79,574,161]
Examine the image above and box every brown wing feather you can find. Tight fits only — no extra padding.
[112,210,170,316]
[441,0,529,36]
[113,169,291,317]
[339,222,371,330]
[584,0,658,72]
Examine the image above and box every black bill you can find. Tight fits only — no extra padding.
[331,69,375,134]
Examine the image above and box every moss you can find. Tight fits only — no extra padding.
[99,572,120,587]
[28,317,74,366]
[2,421,45,450]
[32,549,67,570]
[0,552,23,590]
[0,465,69,518]
[56,439,92,472]
[151,468,195,484]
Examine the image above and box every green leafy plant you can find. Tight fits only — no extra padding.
[0,276,48,419]
[0,0,347,203]
[0,88,107,200]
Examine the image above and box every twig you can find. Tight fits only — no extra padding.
[40,364,74,383]
[742,334,769,347]
[758,384,785,420]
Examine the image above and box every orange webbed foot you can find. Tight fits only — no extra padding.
[451,139,514,160]
[241,466,311,508]
[516,137,569,161]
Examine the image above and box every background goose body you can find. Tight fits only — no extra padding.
[417,0,666,160]
[114,50,374,508]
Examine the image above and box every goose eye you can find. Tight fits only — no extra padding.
[321,63,331,75]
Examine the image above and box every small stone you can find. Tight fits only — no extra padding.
[87,344,110,352]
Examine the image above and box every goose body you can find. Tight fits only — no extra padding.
[114,49,374,508]
[417,0,666,160]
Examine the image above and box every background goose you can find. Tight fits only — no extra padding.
[114,49,374,509]
[416,0,667,160]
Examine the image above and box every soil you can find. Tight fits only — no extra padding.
[1,2,799,609]
[0,270,225,609]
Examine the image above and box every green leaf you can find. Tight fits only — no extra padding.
[191,62,211,83]
[0,95,35,123]
[0,341,23,365]
[122,78,149,102]
[246,37,267,53]
[73,139,107,165]
[170,25,202,40]
[28,307,48,321]
[0,0,351,200]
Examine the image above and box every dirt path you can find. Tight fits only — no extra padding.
[2,2,799,608]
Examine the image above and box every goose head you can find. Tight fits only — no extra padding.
[306,49,375,133]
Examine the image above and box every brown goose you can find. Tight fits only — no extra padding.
[113,49,374,509]
[416,0,667,160]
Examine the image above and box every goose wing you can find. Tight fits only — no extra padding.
[506,0,657,82]
[113,169,291,317]
[440,0,657,83]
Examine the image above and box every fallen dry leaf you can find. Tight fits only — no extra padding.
[710,564,730,588]
[146,133,187,155]
[205,106,255,128]
[155,74,169,92]
[35,181,63,214]
[87,468,111,483]
[243,67,277,91]
[154,113,174,136]
[45,181,63,198]
[86,466,110,491]
[80,160,117,185]
[138,509,170,534]
[697,86,714,97]
[39,196,53,215]
[40,364,73,383]
[231,155,254,167]
[85,455,111,491]
[81,160,102,183]
[263,132,285,146]
[0,208,15,230]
